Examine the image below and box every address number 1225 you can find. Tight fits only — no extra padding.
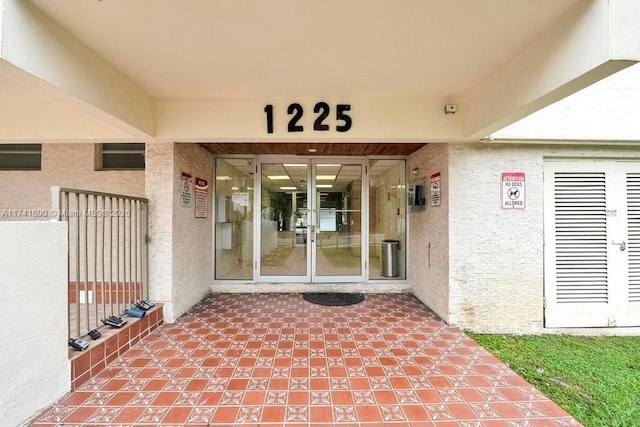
[264,102,352,134]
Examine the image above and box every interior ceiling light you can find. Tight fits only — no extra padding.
[317,164,340,167]
[279,187,297,190]
[216,176,233,180]
[316,184,333,188]
[316,175,336,180]
[283,163,306,167]
[267,175,289,180]
[308,148,317,153]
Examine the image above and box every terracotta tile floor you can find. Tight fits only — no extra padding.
[31,293,580,426]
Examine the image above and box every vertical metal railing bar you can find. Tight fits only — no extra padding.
[121,198,124,313]
[139,201,144,300]
[109,196,114,318]
[65,191,72,338]
[127,198,132,308]
[139,201,143,300]
[62,191,71,339]
[131,200,140,302]
[73,193,80,336]
[105,197,109,318]
[115,197,120,316]
[140,201,144,300]
[83,194,90,335]
[120,197,124,314]
[132,200,137,301]
[142,201,149,299]
[123,197,127,312]
[122,197,126,313]
[123,199,127,309]
[133,200,138,302]
[92,195,96,330]
[100,195,106,324]
[74,192,81,338]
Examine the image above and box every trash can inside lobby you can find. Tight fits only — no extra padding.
[381,239,400,277]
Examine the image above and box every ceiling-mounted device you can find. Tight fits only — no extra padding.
[444,104,458,114]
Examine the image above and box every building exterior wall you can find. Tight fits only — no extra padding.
[447,142,640,333]
[8,140,640,345]
[171,143,213,319]
[493,63,640,141]
[0,144,145,219]
[145,143,175,319]
[145,143,213,322]
[0,221,69,426]
[409,144,449,322]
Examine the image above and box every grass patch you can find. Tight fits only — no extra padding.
[467,333,640,426]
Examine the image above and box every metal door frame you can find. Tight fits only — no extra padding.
[255,156,367,283]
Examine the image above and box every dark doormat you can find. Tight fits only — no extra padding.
[302,292,365,306]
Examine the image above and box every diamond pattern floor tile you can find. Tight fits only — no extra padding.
[29,293,581,426]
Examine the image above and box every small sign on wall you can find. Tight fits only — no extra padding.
[180,172,193,208]
[502,172,525,209]
[195,177,208,218]
[430,172,441,207]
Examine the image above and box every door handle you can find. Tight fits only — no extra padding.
[612,240,626,251]
[308,225,315,243]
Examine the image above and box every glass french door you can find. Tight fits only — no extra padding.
[256,158,365,283]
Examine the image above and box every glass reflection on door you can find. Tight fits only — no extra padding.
[314,163,363,278]
[260,163,308,278]
[214,158,254,280]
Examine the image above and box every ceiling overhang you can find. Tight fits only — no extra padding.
[199,142,427,156]
[0,0,638,143]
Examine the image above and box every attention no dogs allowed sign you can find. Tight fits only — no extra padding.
[502,172,525,209]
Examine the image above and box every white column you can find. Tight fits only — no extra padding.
[145,143,175,321]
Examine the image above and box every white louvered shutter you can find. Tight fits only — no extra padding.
[544,165,610,327]
[553,172,608,304]
[627,173,640,303]
[545,161,640,328]
[620,172,640,326]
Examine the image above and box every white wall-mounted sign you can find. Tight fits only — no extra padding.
[180,171,193,208]
[430,172,441,207]
[195,177,208,218]
[502,172,525,209]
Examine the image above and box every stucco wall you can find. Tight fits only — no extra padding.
[409,144,449,322]
[447,142,640,333]
[0,221,70,426]
[145,143,174,319]
[0,144,144,219]
[145,143,213,322]
[493,63,640,141]
[171,143,213,320]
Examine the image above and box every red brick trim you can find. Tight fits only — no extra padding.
[69,303,163,391]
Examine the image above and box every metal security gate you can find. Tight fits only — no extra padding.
[51,187,149,339]
[544,161,640,328]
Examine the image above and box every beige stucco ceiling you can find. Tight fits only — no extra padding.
[1,0,638,142]
[27,0,582,100]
